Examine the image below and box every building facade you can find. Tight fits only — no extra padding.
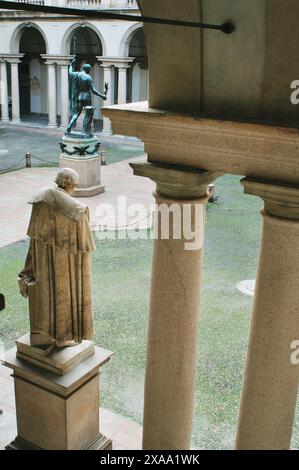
[0,0,148,134]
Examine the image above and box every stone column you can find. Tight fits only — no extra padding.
[45,60,57,128]
[59,62,70,128]
[130,162,221,450]
[97,57,134,135]
[138,62,149,101]
[9,60,22,124]
[57,56,72,129]
[236,177,299,450]
[0,60,9,123]
[117,65,129,105]
[97,60,113,135]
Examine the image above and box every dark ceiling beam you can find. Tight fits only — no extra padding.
[0,1,234,34]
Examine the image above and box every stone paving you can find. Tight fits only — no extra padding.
[0,156,155,247]
[0,153,154,450]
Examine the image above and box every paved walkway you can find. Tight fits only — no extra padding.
[0,156,155,247]
[0,155,153,449]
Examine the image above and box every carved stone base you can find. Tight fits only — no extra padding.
[2,344,113,450]
[6,433,112,451]
[73,184,105,198]
[15,334,95,376]
[81,433,113,450]
[6,436,41,450]
[60,134,105,198]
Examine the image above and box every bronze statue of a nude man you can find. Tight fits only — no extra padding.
[67,58,108,134]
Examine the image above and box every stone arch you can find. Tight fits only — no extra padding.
[61,22,106,56]
[119,23,144,57]
[10,22,49,54]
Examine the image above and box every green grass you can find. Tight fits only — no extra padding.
[1,173,299,449]
[0,127,144,172]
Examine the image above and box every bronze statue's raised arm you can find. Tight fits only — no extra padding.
[90,83,108,101]
[69,57,76,76]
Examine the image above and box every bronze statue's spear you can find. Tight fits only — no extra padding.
[72,34,77,59]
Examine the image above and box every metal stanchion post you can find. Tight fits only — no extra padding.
[25,153,32,168]
[101,150,107,166]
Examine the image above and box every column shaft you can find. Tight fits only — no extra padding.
[0,61,9,122]
[130,162,221,450]
[101,65,113,135]
[143,193,206,449]
[236,179,299,450]
[10,62,21,123]
[46,62,57,128]
[60,64,69,128]
[117,67,127,105]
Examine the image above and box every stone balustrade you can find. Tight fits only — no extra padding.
[65,0,138,9]
[66,0,101,7]
[14,0,45,5]
[1,0,139,9]
[126,0,138,8]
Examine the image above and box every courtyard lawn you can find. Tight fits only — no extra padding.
[1,173,299,449]
[0,127,144,173]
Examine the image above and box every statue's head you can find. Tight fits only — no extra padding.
[55,168,79,195]
[83,63,91,74]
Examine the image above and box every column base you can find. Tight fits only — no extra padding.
[101,117,113,136]
[101,130,113,137]
[0,118,10,124]
[9,119,21,125]
[6,433,112,451]
[82,434,113,450]
[47,124,58,129]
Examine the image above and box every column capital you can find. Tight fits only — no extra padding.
[96,59,113,69]
[115,62,134,70]
[0,53,24,64]
[44,56,57,128]
[96,56,134,68]
[242,177,299,219]
[53,55,74,66]
[41,55,72,65]
[137,61,149,70]
[130,161,222,199]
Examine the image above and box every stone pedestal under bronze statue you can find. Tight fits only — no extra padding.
[59,133,104,198]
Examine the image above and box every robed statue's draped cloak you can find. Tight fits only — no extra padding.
[18,187,95,347]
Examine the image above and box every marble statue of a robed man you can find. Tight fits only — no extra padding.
[18,168,94,348]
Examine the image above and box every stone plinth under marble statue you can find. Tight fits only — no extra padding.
[2,170,113,450]
[2,334,113,450]
[60,133,105,198]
